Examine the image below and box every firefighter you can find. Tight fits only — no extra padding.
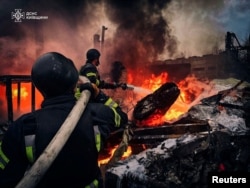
[77,48,128,128]
[0,52,126,188]
[79,48,127,90]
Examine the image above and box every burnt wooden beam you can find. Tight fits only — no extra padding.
[0,75,31,83]
[106,121,210,147]
[31,82,36,112]
[5,77,13,122]
[133,122,210,136]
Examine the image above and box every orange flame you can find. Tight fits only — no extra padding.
[2,71,208,163]
[11,83,43,116]
[141,72,168,91]
[98,145,132,166]
[135,72,206,126]
[13,87,29,99]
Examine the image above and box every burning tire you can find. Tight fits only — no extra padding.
[133,82,180,121]
[133,94,155,120]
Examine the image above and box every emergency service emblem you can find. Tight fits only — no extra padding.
[11,9,25,22]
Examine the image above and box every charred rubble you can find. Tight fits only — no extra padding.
[105,131,250,188]
[104,79,250,188]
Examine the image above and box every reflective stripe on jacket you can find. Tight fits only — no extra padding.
[104,98,121,127]
[0,142,9,170]
[23,134,100,188]
[24,135,36,163]
[79,63,100,87]
[85,178,99,188]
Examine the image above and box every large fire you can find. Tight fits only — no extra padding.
[0,82,43,123]
[1,72,205,124]
[97,72,210,165]
[0,71,211,165]
[12,83,43,115]
[131,72,207,126]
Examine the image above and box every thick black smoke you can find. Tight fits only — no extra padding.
[101,0,178,84]
[110,61,125,83]
[104,0,176,68]
[1,0,176,84]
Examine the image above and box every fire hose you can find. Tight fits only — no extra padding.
[15,76,91,188]
[101,82,134,90]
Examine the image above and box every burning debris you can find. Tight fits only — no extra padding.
[104,78,250,187]
[133,82,180,123]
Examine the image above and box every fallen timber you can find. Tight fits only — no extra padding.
[104,119,210,151]
[131,121,210,144]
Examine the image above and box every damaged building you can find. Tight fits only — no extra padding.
[148,32,250,83]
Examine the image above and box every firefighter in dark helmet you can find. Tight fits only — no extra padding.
[79,48,127,90]
[0,52,127,188]
[78,48,128,128]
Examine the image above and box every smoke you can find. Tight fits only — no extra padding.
[103,1,174,65]
[0,0,249,79]
[162,0,225,58]
[110,61,125,83]
[0,0,104,74]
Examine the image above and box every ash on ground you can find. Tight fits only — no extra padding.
[105,78,250,188]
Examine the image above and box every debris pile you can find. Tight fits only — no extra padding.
[105,131,250,188]
[105,78,250,188]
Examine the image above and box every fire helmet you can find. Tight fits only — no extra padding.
[86,48,100,61]
[31,52,79,98]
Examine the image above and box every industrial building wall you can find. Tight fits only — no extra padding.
[190,53,228,80]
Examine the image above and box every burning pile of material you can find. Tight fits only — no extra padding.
[105,131,250,188]
[104,78,250,187]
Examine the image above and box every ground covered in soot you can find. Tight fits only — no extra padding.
[105,78,250,188]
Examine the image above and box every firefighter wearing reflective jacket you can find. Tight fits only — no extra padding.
[77,48,128,127]
[79,48,127,90]
[0,52,127,188]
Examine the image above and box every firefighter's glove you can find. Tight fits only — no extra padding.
[99,80,106,88]
[95,90,110,103]
[119,83,127,90]
[78,83,100,98]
